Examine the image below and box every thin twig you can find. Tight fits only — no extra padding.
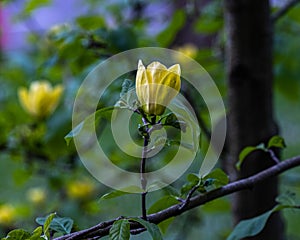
[272,0,300,22]
[130,227,146,235]
[179,184,200,210]
[140,117,150,220]
[54,155,300,240]
[268,149,280,164]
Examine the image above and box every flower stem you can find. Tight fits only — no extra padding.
[140,117,149,220]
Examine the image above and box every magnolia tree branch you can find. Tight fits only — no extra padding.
[55,155,300,240]
[272,0,300,22]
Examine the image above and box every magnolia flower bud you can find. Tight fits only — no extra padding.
[18,81,63,119]
[175,44,198,59]
[135,60,181,116]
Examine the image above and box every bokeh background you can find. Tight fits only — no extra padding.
[0,0,300,239]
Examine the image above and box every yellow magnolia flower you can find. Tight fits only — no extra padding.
[0,204,16,225]
[175,43,198,59]
[136,60,181,116]
[18,81,63,118]
[67,180,95,199]
[26,187,46,205]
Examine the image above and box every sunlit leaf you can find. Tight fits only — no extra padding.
[267,135,286,149]
[203,168,229,188]
[30,227,43,240]
[76,16,105,30]
[2,229,31,240]
[24,0,51,15]
[43,213,56,239]
[100,186,143,200]
[187,173,200,184]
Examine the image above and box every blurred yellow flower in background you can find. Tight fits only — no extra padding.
[136,60,181,116]
[67,179,95,199]
[26,187,46,205]
[18,81,63,119]
[0,204,16,225]
[175,43,198,60]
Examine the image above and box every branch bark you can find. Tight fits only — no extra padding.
[54,155,300,240]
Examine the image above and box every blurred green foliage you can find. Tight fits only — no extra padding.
[0,0,300,239]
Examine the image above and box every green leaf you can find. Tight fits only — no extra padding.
[203,168,229,188]
[239,146,259,162]
[147,196,178,234]
[64,106,115,145]
[29,227,43,240]
[267,135,286,149]
[43,213,56,239]
[227,204,299,240]
[120,79,135,98]
[148,195,179,214]
[163,113,186,132]
[202,198,231,213]
[109,219,130,240]
[276,191,296,206]
[64,122,83,146]
[193,1,223,34]
[24,0,51,15]
[165,140,194,150]
[100,186,143,200]
[36,214,73,235]
[157,10,186,47]
[236,145,266,171]
[187,173,200,184]
[194,17,223,34]
[76,16,105,30]
[115,80,137,111]
[181,182,199,196]
[108,26,138,51]
[3,229,31,240]
[147,182,180,196]
[130,218,163,240]
[50,217,73,234]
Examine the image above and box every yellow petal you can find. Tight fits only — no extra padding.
[146,61,168,85]
[136,60,147,105]
[18,87,33,115]
[135,61,181,116]
[48,85,63,113]
[18,81,63,118]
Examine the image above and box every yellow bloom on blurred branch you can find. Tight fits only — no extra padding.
[18,81,63,119]
[26,187,46,205]
[67,180,95,199]
[0,204,16,225]
[175,43,198,59]
[135,60,181,116]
